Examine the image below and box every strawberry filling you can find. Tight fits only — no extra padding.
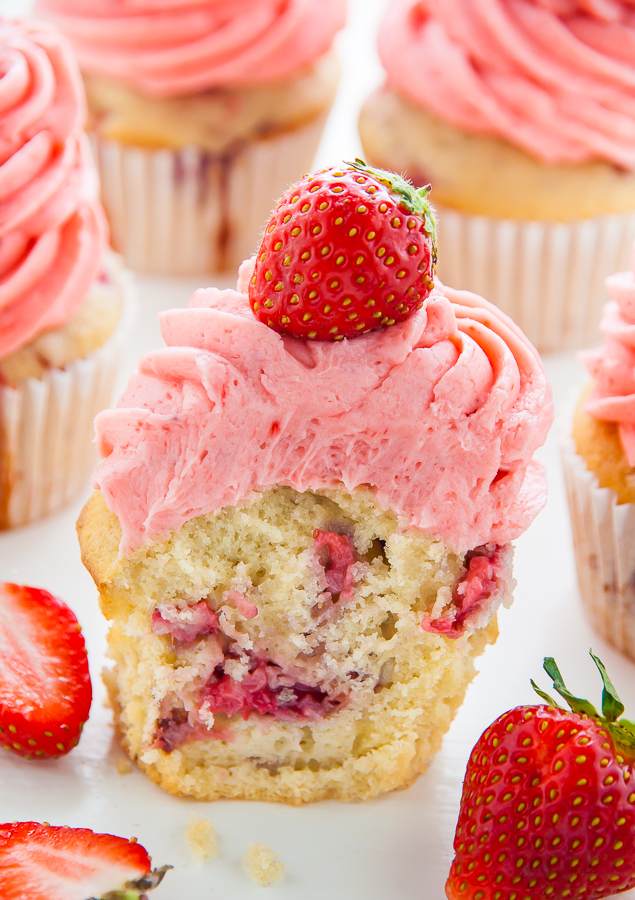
[201,658,346,722]
[314,529,356,598]
[421,544,508,638]
[151,600,218,644]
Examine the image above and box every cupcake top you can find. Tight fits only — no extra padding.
[379,0,635,167]
[582,246,635,463]
[35,0,347,97]
[0,18,106,360]
[92,257,552,558]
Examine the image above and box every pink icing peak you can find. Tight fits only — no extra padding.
[92,259,552,557]
[35,0,346,97]
[379,0,635,167]
[582,241,635,463]
[0,18,106,358]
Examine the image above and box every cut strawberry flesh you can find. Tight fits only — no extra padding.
[0,822,151,900]
[0,584,91,758]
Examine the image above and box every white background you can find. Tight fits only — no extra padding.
[2,1,635,898]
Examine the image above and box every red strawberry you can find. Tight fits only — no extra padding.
[249,159,437,340]
[0,822,170,900]
[0,583,92,758]
[446,653,635,900]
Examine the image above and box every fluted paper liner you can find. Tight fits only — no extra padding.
[0,271,134,529]
[562,438,635,660]
[435,207,635,353]
[92,114,328,276]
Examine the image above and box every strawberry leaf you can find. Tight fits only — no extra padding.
[99,866,172,900]
[530,679,560,708]
[590,650,624,722]
[542,657,599,718]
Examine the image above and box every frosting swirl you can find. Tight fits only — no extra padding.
[582,244,635,462]
[35,0,347,97]
[93,259,552,558]
[0,19,106,359]
[379,0,635,167]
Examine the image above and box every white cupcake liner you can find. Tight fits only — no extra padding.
[91,114,328,276]
[561,437,635,659]
[0,269,135,529]
[435,206,635,353]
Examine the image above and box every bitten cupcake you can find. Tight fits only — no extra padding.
[77,163,552,804]
[0,18,129,529]
[564,243,635,660]
[359,0,635,353]
[36,0,346,276]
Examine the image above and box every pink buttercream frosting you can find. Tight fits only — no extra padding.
[582,243,635,463]
[379,0,635,167]
[35,0,347,97]
[92,258,553,558]
[0,18,106,359]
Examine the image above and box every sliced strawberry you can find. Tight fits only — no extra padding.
[0,822,170,900]
[0,583,92,758]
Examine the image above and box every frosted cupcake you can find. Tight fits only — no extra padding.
[77,163,552,804]
[36,0,346,275]
[564,244,635,659]
[359,0,635,352]
[0,18,129,529]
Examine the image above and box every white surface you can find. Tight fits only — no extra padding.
[3,1,635,898]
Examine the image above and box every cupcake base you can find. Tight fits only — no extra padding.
[435,207,635,353]
[0,263,134,529]
[93,114,328,276]
[562,438,635,660]
[78,486,509,803]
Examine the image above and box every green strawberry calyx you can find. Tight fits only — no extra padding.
[96,865,173,900]
[346,158,438,266]
[532,650,635,762]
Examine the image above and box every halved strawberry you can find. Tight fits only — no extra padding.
[0,822,170,900]
[0,583,92,758]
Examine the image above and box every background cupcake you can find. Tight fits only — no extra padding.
[0,17,129,529]
[563,244,635,659]
[359,0,635,353]
[36,0,347,276]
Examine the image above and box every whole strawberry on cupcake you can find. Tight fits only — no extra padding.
[249,160,437,340]
[78,162,552,805]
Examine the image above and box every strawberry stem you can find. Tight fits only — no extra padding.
[98,865,172,900]
[533,652,635,762]
[542,657,599,718]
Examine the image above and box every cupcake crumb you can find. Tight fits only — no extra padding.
[115,757,133,775]
[243,841,285,886]
[187,814,218,861]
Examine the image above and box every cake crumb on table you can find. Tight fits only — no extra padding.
[115,757,132,775]
[243,842,285,887]
[187,814,219,861]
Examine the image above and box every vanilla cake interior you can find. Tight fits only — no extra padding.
[78,485,509,803]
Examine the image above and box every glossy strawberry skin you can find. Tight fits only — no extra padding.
[446,704,635,900]
[249,163,435,340]
[0,583,92,759]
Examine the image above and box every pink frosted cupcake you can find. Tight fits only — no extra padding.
[359,0,635,352]
[0,18,130,529]
[564,243,635,659]
[36,0,346,275]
